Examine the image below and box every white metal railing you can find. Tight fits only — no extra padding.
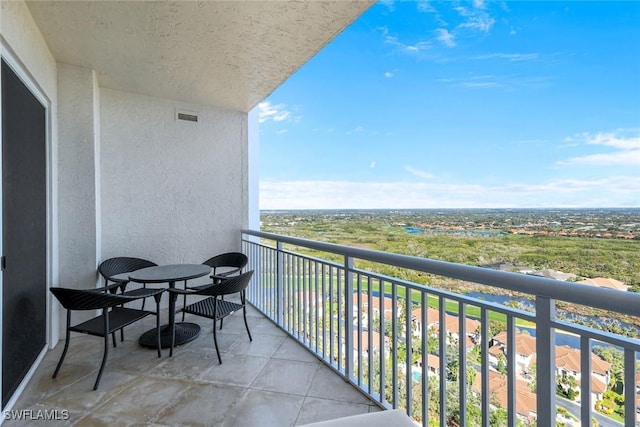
[241,229,640,427]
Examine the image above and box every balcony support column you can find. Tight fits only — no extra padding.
[535,296,556,427]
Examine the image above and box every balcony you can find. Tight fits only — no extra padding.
[5,303,380,426]
[5,229,639,426]
[241,229,640,427]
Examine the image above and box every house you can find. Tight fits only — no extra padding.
[555,345,611,402]
[577,277,628,291]
[490,332,537,374]
[0,0,372,411]
[473,370,537,423]
[351,330,390,359]
[359,294,403,321]
[411,307,480,345]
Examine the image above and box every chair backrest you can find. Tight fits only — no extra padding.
[200,270,253,297]
[50,287,131,311]
[98,257,157,281]
[202,252,248,274]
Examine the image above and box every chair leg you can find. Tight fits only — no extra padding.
[243,306,252,342]
[53,314,72,379]
[94,312,110,390]
[182,293,186,322]
[170,292,177,357]
[154,293,162,358]
[141,283,147,311]
[212,319,222,364]
[219,295,224,330]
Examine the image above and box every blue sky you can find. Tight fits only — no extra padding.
[258,1,640,210]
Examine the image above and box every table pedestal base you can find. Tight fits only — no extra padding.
[139,322,201,349]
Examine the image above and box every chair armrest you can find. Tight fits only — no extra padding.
[168,284,216,296]
[167,287,199,296]
[95,282,124,293]
[211,274,234,281]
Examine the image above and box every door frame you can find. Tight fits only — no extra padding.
[0,40,55,413]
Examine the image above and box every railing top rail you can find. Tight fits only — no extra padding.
[242,229,640,318]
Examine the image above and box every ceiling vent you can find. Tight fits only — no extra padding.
[175,109,198,123]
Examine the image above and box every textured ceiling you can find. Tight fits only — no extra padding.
[26,1,373,112]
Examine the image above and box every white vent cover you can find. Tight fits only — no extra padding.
[175,109,198,123]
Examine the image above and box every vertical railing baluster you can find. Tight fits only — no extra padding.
[580,336,591,425]
[392,282,398,407]
[406,288,413,419]
[287,253,293,332]
[624,349,636,427]
[459,302,467,427]
[314,260,319,354]
[421,292,428,427]
[337,265,343,372]
[276,241,283,327]
[357,272,362,386]
[301,257,306,344]
[321,263,326,360]
[506,315,515,427]
[439,296,447,426]
[344,255,354,381]
[481,307,489,427]
[329,265,334,367]
[380,278,386,405]
[368,276,374,396]
[535,296,556,427]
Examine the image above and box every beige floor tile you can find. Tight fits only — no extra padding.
[230,333,285,358]
[91,376,191,423]
[294,396,372,426]
[196,353,270,387]
[307,365,373,405]
[152,381,246,426]
[146,349,220,381]
[221,389,305,427]
[272,339,320,363]
[251,359,319,396]
[41,368,138,413]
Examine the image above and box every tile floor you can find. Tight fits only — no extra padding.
[6,302,381,426]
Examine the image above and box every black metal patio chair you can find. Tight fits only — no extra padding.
[181,252,248,322]
[169,270,253,361]
[50,286,163,390]
[98,257,159,308]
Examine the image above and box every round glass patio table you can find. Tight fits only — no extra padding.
[129,264,211,349]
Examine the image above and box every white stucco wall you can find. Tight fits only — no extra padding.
[57,63,101,289]
[100,89,247,265]
[247,106,260,231]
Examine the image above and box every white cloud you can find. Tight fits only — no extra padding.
[381,27,432,54]
[258,101,293,124]
[260,176,640,210]
[370,161,376,169]
[276,129,288,134]
[435,28,456,47]
[474,53,539,62]
[384,71,394,78]
[347,125,365,135]
[558,131,640,166]
[454,6,495,33]
[472,0,486,9]
[378,0,394,11]
[405,166,435,179]
[417,0,435,13]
